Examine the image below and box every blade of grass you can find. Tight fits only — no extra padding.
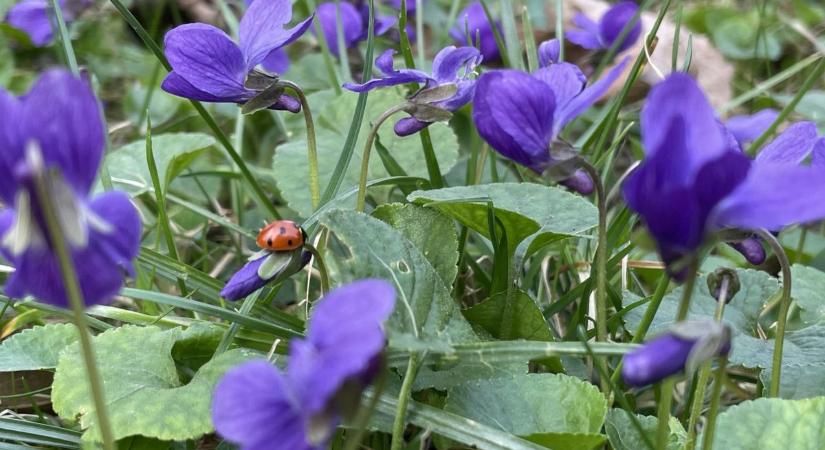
[319,0,377,204]
[121,287,302,337]
[498,0,522,69]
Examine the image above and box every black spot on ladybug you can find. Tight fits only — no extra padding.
[267,238,273,247]
[288,239,293,246]
[280,226,286,234]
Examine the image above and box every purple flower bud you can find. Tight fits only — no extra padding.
[559,169,594,195]
[538,38,561,67]
[729,236,766,265]
[622,321,731,387]
[221,250,311,301]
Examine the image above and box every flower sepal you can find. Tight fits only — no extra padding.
[241,81,287,115]
[670,320,731,375]
[257,247,307,280]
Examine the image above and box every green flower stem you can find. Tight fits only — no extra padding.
[578,161,609,393]
[390,353,421,450]
[656,378,676,450]
[106,0,280,219]
[145,119,189,298]
[700,357,728,450]
[748,57,825,155]
[656,260,698,450]
[415,0,425,69]
[279,80,320,209]
[498,0,522,69]
[522,6,538,72]
[685,275,730,450]
[756,229,792,397]
[399,0,444,189]
[47,0,79,75]
[32,170,116,450]
[356,105,407,212]
[342,368,388,450]
[675,257,699,322]
[215,290,261,355]
[609,273,670,388]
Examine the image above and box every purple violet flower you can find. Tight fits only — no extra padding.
[725,108,780,147]
[5,0,87,47]
[538,38,561,66]
[567,1,641,53]
[622,321,731,387]
[0,69,141,308]
[212,279,396,450]
[344,45,483,136]
[161,0,313,112]
[623,73,825,276]
[221,249,311,301]
[472,57,629,194]
[449,1,503,63]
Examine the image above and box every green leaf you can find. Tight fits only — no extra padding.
[604,409,686,450]
[463,290,553,341]
[273,88,459,217]
[372,391,548,450]
[372,203,459,287]
[408,182,597,256]
[760,363,825,400]
[0,323,79,372]
[789,264,825,325]
[707,397,825,449]
[104,133,215,195]
[706,12,783,61]
[319,209,475,345]
[52,326,258,442]
[444,374,607,450]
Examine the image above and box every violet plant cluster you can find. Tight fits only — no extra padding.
[4,0,825,448]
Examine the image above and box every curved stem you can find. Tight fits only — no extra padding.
[279,80,320,209]
[356,105,407,212]
[700,357,728,450]
[390,353,421,450]
[32,170,116,450]
[675,257,699,321]
[578,161,609,393]
[685,276,730,449]
[656,378,675,449]
[756,229,792,397]
[343,368,388,450]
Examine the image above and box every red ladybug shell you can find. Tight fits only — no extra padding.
[256,220,305,251]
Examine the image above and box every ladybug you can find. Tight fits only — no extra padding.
[256,220,306,251]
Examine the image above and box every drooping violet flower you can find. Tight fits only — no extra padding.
[567,1,641,53]
[622,321,731,387]
[344,46,483,136]
[449,1,502,63]
[623,73,825,276]
[213,279,396,450]
[6,0,89,47]
[161,0,313,112]
[221,249,311,301]
[0,69,141,308]
[314,1,395,58]
[725,108,779,147]
[472,58,629,194]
